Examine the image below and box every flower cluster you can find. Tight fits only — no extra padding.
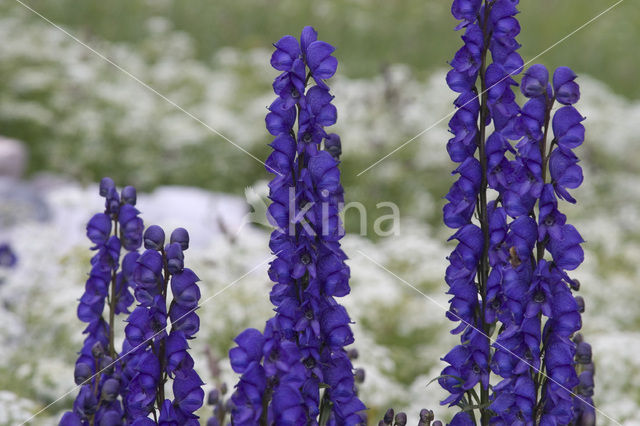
[441,1,589,424]
[61,178,142,425]
[61,179,204,425]
[227,26,365,425]
[122,225,204,424]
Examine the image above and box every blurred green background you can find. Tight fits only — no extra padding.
[0,0,637,202]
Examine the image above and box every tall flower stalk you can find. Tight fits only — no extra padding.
[441,1,588,424]
[61,178,142,425]
[226,26,365,425]
[61,180,204,425]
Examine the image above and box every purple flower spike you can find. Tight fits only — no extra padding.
[227,26,363,425]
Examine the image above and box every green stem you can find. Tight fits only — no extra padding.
[156,247,170,408]
[477,4,492,423]
[108,220,119,359]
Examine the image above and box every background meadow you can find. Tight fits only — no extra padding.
[0,0,639,424]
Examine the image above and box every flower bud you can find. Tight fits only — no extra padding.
[577,370,594,397]
[418,409,434,426]
[324,133,342,158]
[75,385,98,417]
[121,185,137,205]
[91,341,105,359]
[570,278,581,291]
[99,355,115,376]
[576,341,592,364]
[207,389,220,405]
[74,362,93,385]
[394,412,407,426]
[575,295,585,313]
[354,368,365,384]
[347,348,359,360]
[99,411,122,426]
[573,332,584,344]
[220,382,228,395]
[553,66,580,105]
[99,177,115,197]
[165,243,184,275]
[86,214,112,245]
[383,408,395,424]
[521,64,549,98]
[143,225,165,251]
[432,422,443,426]
[105,188,120,216]
[170,227,190,251]
[101,378,120,402]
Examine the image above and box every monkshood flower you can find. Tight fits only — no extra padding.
[441,1,519,418]
[227,26,364,425]
[62,179,143,425]
[123,226,204,423]
[442,1,589,423]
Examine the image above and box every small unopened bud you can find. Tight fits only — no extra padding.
[576,342,592,364]
[354,368,365,384]
[144,225,165,250]
[91,341,105,359]
[99,177,115,197]
[101,378,119,402]
[165,242,184,275]
[394,412,407,426]
[324,133,342,158]
[121,186,137,205]
[74,362,93,385]
[418,409,434,426]
[575,295,585,313]
[577,371,594,397]
[383,408,395,424]
[432,422,443,426]
[208,389,220,406]
[570,278,581,291]
[99,356,114,376]
[573,332,584,344]
[170,227,190,251]
[220,382,228,395]
[347,348,359,360]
